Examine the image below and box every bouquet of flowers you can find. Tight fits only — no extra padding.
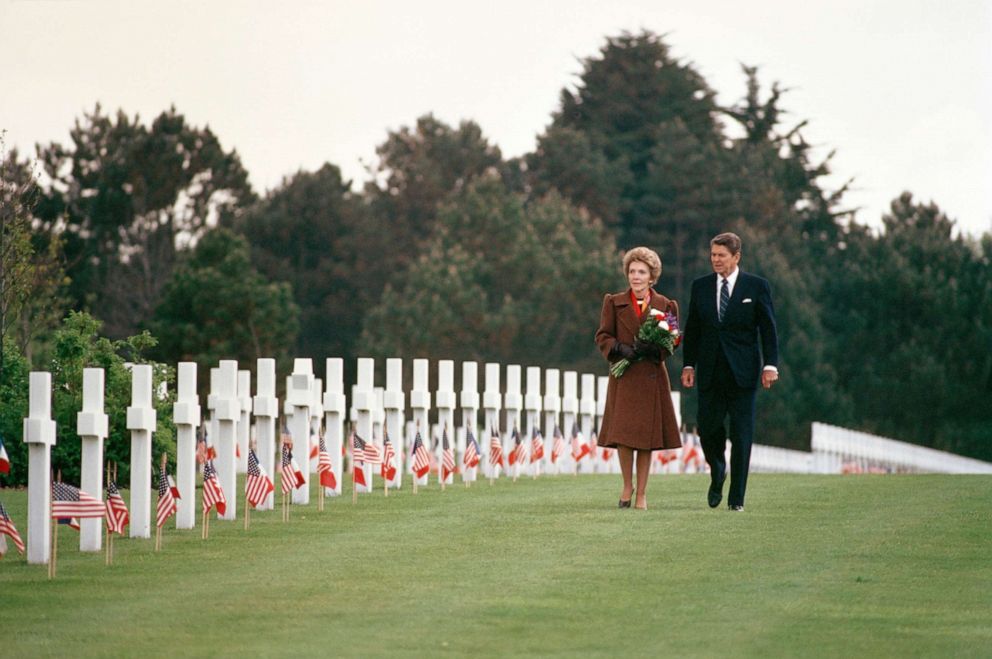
[611,308,681,378]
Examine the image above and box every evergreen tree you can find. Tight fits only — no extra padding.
[149,228,299,370]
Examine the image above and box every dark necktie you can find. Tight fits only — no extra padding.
[719,278,729,321]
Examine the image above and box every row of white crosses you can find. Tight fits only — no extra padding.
[21,356,676,565]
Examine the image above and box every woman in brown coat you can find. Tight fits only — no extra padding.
[595,247,681,510]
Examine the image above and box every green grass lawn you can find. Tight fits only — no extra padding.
[1,474,990,657]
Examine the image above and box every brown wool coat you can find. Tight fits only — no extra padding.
[595,289,682,451]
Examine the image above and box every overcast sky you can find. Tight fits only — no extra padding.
[3,0,990,236]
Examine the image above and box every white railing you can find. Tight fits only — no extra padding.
[809,422,992,474]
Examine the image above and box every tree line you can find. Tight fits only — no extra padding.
[2,31,990,486]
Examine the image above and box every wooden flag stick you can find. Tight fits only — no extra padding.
[50,469,61,579]
[105,460,111,565]
[49,515,57,579]
[205,511,210,540]
[352,465,357,505]
[201,509,207,540]
[384,470,388,498]
[244,494,250,531]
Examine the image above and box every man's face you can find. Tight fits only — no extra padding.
[710,245,740,278]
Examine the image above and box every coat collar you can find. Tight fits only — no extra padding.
[617,288,663,336]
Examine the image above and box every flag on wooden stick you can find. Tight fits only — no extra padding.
[156,465,178,528]
[317,436,337,489]
[441,428,455,481]
[353,432,381,464]
[105,479,129,535]
[464,430,480,469]
[570,422,590,462]
[280,444,305,494]
[202,461,227,516]
[489,426,504,470]
[246,449,275,508]
[551,425,565,464]
[530,427,544,463]
[52,481,106,520]
[381,431,397,482]
[508,427,525,466]
[410,430,431,479]
[0,501,25,556]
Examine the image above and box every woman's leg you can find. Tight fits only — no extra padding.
[635,450,652,509]
[618,446,634,503]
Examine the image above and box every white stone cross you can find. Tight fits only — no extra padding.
[383,358,405,490]
[504,365,523,478]
[24,371,56,564]
[525,366,542,477]
[352,357,375,493]
[435,360,455,485]
[482,362,502,479]
[213,360,239,519]
[287,358,314,503]
[78,368,109,550]
[460,361,479,484]
[173,362,200,528]
[322,358,345,497]
[409,359,431,487]
[252,358,279,509]
[127,364,157,537]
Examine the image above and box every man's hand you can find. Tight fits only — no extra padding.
[681,367,695,389]
[761,369,779,389]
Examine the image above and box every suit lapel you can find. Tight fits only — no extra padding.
[701,274,719,323]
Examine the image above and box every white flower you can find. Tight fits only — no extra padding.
[671,329,680,337]
[649,309,663,318]
[658,321,670,331]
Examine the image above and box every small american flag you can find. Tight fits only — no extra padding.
[280,444,304,494]
[353,432,382,464]
[202,461,227,516]
[317,436,337,489]
[381,431,397,481]
[508,427,525,466]
[196,428,217,464]
[246,448,275,508]
[105,479,129,535]
[52,481,106,520]
[489,426,504,469]
[530,427,544,463]
[155,466,177,528]
[0,501,25,556]
[551,425,565,463]
[410,431,431,478]
[309,433,319,461]
[570,422,590,462]
[463,430,480,469]
[441,428,455,481]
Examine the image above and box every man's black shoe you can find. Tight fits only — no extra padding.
[707,476,725,508]
[729,504,744,512]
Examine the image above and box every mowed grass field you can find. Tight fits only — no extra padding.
[1,473,990,657]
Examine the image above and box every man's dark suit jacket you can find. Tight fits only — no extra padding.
[682,271,779,389]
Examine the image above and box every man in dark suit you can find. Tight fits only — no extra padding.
[681,233,779,511]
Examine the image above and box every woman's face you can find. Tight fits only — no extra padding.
[627,260,652,293]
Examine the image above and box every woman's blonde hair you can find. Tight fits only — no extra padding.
[622,246,662,283]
